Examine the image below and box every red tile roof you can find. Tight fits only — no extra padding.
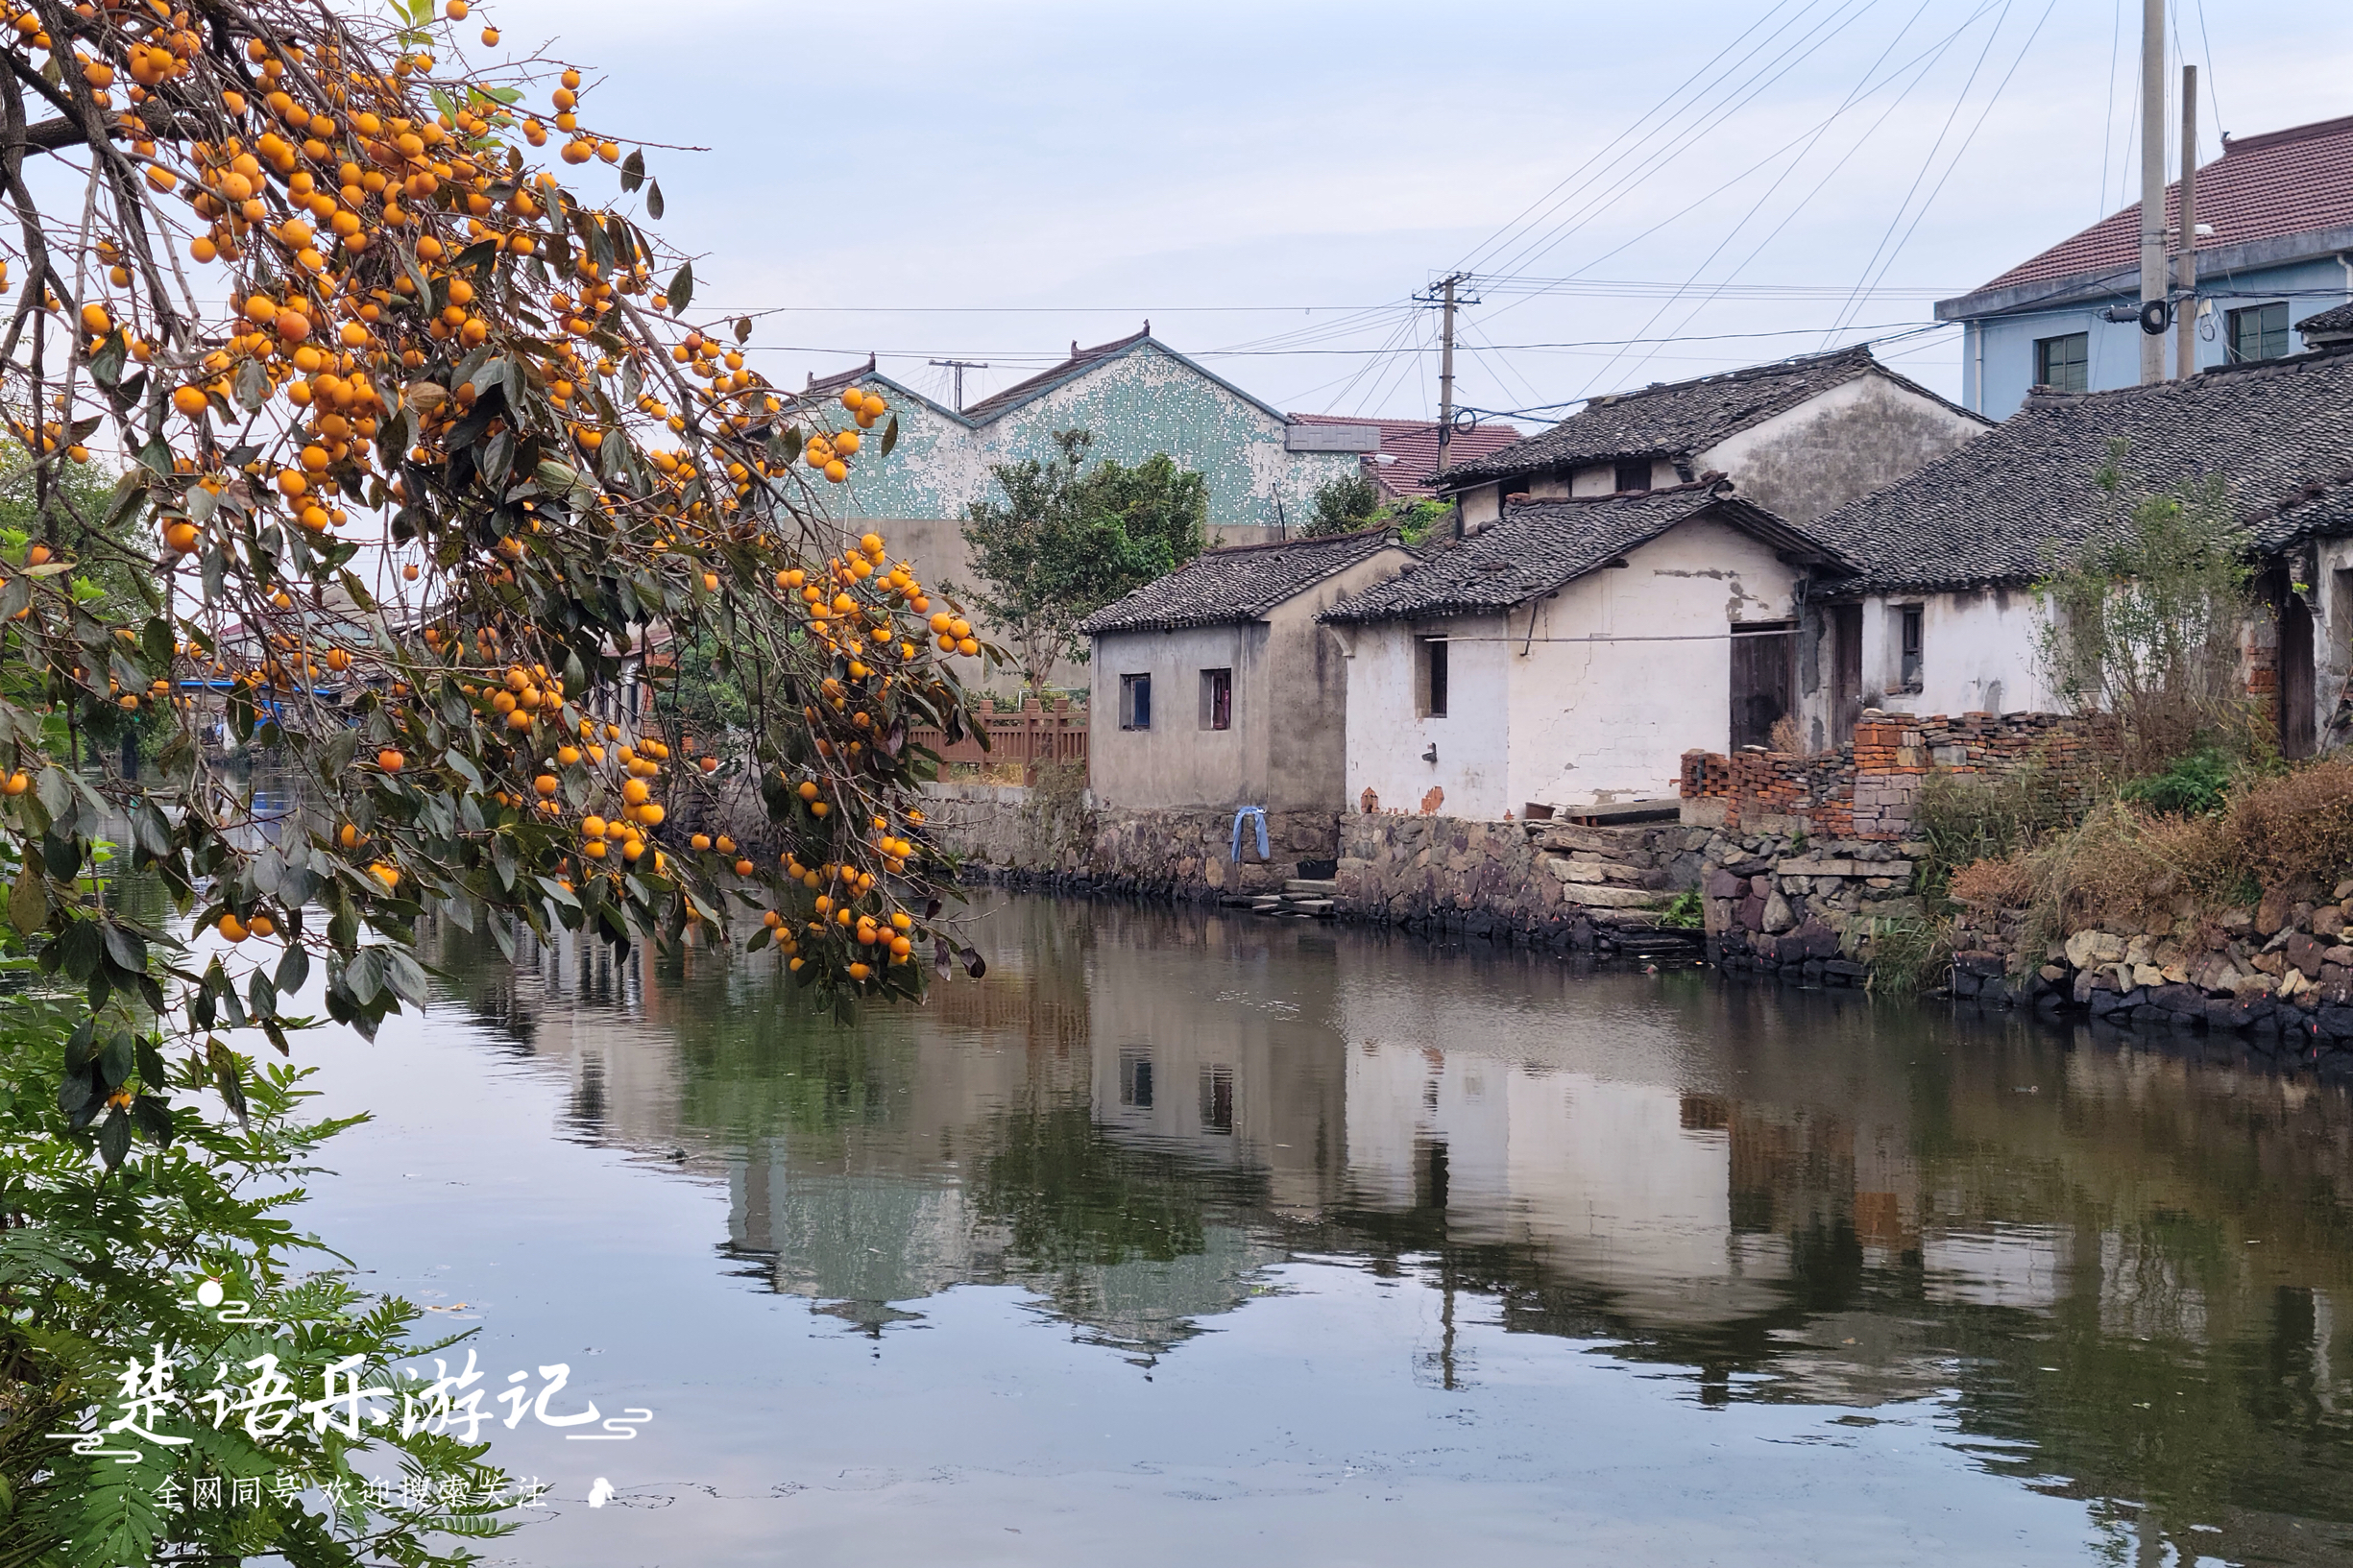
[1285,414,1523,498]
[1977,112,2353,293]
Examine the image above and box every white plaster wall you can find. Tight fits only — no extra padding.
[1845,588,2060,716]
[1458,483,1501,529]
[1341,612,1512,818]
[1509,518,1801,808]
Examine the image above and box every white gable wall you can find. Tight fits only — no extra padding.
[1805,587,2060,739]
[1508,517,1801,808]
[1339,611,1513,818]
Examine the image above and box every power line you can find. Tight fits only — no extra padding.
[1591,0,1951,393]
[742,321,1946,365]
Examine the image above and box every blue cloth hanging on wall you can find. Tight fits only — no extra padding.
[1231,806,1270,863]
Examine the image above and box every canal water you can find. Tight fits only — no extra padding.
[294,892,2353,1566]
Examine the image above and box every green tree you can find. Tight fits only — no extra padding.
[959,430,1208,692]
[1302,471,1380,537]
[2036,444,2256,771]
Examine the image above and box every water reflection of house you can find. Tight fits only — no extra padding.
[1083,910,1347,1218]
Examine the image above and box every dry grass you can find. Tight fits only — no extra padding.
[2226,756,2353,895]
[1948,854,2034,910]
[2026,801,2243,930]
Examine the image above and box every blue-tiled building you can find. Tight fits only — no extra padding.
[1938,112,2353,419]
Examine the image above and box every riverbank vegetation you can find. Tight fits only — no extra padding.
[1900,452,2353,980]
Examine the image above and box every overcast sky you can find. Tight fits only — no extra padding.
[473,0,2347,429]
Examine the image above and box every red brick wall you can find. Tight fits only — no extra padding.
[1682,712,2107,840]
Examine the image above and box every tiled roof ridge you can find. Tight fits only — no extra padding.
[1505,476,1730,505]
[1078,525,1402,635]
[1193,525,1395,557]
[2224,112,2353,155]
[1582,343,1874,409]
[959,328,1152,421]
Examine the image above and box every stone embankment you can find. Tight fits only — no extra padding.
[1944,883,2353,1066]
[1698,830,1928,987]
[1333,813,1703,955]
[917,781,1338,899]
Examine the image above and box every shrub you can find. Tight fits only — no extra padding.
[2226,757,2353,894]
[2029,800,2244,930]
[1860,916,1954,995]
[2035,450,2255,774]
[1658,889,1704,929]
[2120,743,2235,815]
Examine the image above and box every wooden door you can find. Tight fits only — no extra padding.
[2280,592,2317,759]
[1830,603,1863,745]
[1730,626,1794,751]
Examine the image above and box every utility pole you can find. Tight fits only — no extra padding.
[1415,273,1478,476]
[2175,64,2198,381]
[2137,0,2167,385]
[928,357,988,413]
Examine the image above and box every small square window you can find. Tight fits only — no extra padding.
[2035,332,2088,393]
[1119,673,1152,731]
[1200,667,1231,731]
[1418,639,1448,718]
[1613,456,1653,494]
[1899,605,1924,690]
[2228,302,2290,363]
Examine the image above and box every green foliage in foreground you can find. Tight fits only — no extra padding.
[0,989,519,1567]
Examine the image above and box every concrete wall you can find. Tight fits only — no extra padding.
[1338,609,1514,820]
[1799,585,2061,745]
[1700,372,1988,524]
[1089,621,1266,809]
[1338,517,1804,819]
[1956,254,2353,419]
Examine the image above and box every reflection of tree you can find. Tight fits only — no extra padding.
[974,1102,1233,1267]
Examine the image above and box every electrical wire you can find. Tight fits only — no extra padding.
[1830,0,2058,338]
[1472,0,1894,288]
[1823,0,2016,341]
[1450,0,1816,277]
[1587,0,1953,392]
[1468,0,2008,327]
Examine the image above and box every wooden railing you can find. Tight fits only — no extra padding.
[911,697,1087,781]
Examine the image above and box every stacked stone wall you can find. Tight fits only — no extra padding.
[1335,814,1704,951]
[1698,830,1928,987]
[1942,882,2353,1071]
[918,783,1336,899]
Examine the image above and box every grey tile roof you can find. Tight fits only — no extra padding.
[2299,302,2353,339]
[1436,346,1981,489]
[1807,348,2353,593]
[1079,527,1406,636]
[1318,482,1852,625]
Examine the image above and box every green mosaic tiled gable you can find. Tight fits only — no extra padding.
[812,335,1364,530]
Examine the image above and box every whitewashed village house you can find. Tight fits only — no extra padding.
[1432,344,1988,532]
[1079,528,1417,815]
[1313,348,1984,818]
[1321,485,1855,819]
[1801,334,2353,758]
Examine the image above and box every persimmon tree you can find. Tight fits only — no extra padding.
[0,0,994,1158]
